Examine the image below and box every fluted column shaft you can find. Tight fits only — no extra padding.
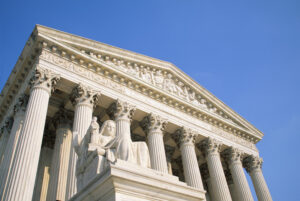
[175,127,204,190]
[148,131,168,172]
[0,95,27,190]
[142,114,168,173]
[244,156,272,201]
[66,84,100,200]
[0,68,60,201]
[47,118,72,201]
[201,138,232,201]
[32,147,53,201]
[224,148,254,201]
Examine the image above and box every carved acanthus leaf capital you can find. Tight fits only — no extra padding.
[30,67,60,94]
[13,94,29,115]
[243,155,263,173]
[141,113,168,134]
[70,83,101,108]
[108,99,136,121]
[199,137,222,156]
[222,147,243,165]
[174,127,196,146]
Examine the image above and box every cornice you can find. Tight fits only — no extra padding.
[0,25,264,147]
[0,32,39,124]
[37,40,260,147]
[35,25,263,138]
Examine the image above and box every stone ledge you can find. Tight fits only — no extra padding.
[71,160,206,201]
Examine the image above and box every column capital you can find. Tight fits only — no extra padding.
[199,137,222,156]
[30,67,60,94]
[141,113,168,134]
[222,147,243,165]
[70,83,101,108]
[243,155,263,173]
[174,127,196,147]
[13,94,29,116]
[108,99,136,121]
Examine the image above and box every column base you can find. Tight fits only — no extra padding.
[70,159,206,201]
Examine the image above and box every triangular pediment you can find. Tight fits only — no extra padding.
[35,25,263,141]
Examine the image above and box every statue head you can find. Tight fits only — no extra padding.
[100,120,116,138]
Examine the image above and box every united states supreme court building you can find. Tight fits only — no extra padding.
[0,25,272,201]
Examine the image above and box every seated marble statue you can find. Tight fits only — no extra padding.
[75,117,151,191]
[82,117,150,168]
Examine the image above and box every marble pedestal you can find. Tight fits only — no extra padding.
[70,159,206,201]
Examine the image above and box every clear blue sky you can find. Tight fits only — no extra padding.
[1,1,299,200]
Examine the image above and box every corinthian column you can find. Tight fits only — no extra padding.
[243,156,272,201]
[0,95,28,189]
[46,109,72,201]
[109,100,136,163]
[66,84,100,200]
[200,137,232,201]
[0,118,13,165]
[174,127,204,190]
[223,148,254,201]
[141,113,168,173]
[0,68,60,201]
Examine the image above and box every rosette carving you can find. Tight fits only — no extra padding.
[141,113,168,134]
[70,83,100,108]
[30,68,60,93]
[243,155,263,173]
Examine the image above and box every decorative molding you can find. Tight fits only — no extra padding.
[38,44,259,149]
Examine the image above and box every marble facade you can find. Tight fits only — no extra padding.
[0,25,272,201]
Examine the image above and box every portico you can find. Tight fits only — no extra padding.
[0,25,272,201]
